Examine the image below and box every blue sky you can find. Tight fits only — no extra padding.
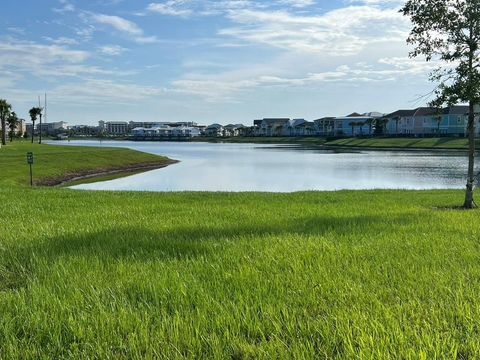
[0,0,435,125]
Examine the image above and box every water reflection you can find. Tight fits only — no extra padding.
[51,141,472,192]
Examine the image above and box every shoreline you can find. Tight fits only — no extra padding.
[37,159,179,187]
[58,137,474,152]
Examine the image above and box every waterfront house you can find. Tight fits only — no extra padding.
[283,119,316,136]
[384,106,474,136]
[205,124,224,137]
[256,118,290,136]
[224,124,246,137]
[314,117,336,136]
[332,115,375,136]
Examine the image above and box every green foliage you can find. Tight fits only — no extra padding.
[402,0,480,207]
[402,0,480,105]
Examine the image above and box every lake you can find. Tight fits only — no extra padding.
[55,140,473,192]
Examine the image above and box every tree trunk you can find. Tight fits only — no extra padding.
[31,121,35,143]
[464,101,476,209]
[1,118,6,145]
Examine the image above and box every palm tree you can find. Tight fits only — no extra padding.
[365,118,374,136]
[29,107,42,144]
[7,112,19,142]
[0,99,12,147]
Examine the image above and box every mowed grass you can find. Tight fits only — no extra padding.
[1,142,480,358]
[325,137,474,149]
[0,141,171,187]
[194,136,328,145]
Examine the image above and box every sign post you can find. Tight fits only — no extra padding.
[27,152,34,186]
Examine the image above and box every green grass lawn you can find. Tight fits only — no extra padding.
[1,142,479,358]
[325,137,475,149]
[0,141,172,187]
[193,136,328,145]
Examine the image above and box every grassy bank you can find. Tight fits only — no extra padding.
[0,142,174,187]
[192,136,328,145]
[324,137,476,149]
[1,142,479,358]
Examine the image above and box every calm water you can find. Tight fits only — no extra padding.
[53,140,472,192]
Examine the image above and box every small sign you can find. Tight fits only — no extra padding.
[27,152,34,164]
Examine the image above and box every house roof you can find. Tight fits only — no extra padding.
[335,116,374,121]
[313,117,335,122]
[414,107,439,116]
[444,105,469,115]
[385,109,417,118]
[346,112,363,117]
[261,118,290,126]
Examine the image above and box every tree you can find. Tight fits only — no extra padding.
[7,112,19,142]
[402,0,480,208]
[0,99,12,147]
[365,118,374,136]
[29,107,42,144]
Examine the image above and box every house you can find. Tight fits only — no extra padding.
[256,118,290,136]
[332,115,376,136]
[224,124,246,137]
[313,117,336,136]
[384,106,473,136]
[384,109,417,135]
[283,119,316,136]
[204,124,224,137]
[132,125,201,139]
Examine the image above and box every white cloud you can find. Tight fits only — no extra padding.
[91,13,143,35]
[43,36,79,45]
[278,0,315,8]
[53,0,75,13]
[99,44,128,56]
[170,55,433,102]
[220,6,408,55]
[50,78,165,104]
[146,1,194,17]
[90,13,158,43]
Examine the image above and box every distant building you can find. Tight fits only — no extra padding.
[204,124,224,137]
[70,125,100,136]
[14,119,26,136]
[131,125,201,139]
[223,124,246,137]
[256,118,290,136]
[129,121,198,130]
[384,106,474,136]
[37,121,69,135]
[314,117,336,136]
[99,121,129,135]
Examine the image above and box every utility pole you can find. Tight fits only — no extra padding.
[38,96,43,144]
